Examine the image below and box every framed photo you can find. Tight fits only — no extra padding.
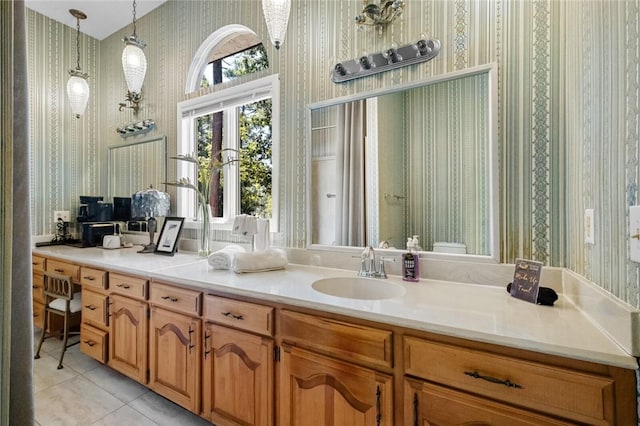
[154,217,185,256]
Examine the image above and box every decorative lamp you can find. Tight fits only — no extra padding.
[355,0,405,32]
[120,0,147,115]
[261,0,291,49]
[131,186,170,253]
[66,9,89,118]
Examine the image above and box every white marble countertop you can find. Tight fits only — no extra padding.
[33,245,639,370]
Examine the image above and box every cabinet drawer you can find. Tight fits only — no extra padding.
[204,295,273,337]
[32,271,44,303]
[80,267,107,290]
[33,301,44,329]
[81,324,108,363]
[405,379,572,426]
[150,282,201,316]
[109,273,147,300]
[404,336,615,424]
[46,259,80,281]
[32,255,46,272]
[280,310,393,369]
[82,289,109,327]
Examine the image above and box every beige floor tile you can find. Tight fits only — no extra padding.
[34,376,124,426]
[89,405,158,426]
[127,392,211,426]
[83,365,150,404]
[33,352,79,394]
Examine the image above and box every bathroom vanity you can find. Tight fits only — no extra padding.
[32,246,638,425]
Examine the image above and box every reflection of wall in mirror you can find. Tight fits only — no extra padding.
[406,74,489,254]
[374,93,406,250]
[311,107,337,245]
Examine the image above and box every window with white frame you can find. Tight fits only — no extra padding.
[176,74,279,230]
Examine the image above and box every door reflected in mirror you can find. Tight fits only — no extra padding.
[308,64,498,259]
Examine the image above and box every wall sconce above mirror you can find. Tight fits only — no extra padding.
[355,0,405,32]
[331,38,441,83]
[116,118,155,138]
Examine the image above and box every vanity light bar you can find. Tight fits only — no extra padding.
[331,38,441,83]
[116,118,155,138]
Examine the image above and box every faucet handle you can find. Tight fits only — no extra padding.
[377,256,396,279]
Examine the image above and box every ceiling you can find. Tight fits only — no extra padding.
[25,0,168,40]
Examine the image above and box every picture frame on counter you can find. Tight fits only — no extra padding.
[154,217,185,256]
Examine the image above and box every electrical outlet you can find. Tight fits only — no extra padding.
[53,210,70,222]
[584,209,595,244]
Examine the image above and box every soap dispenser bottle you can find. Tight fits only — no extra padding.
[402,237,420,282]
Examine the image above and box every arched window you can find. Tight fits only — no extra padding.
[178,26,279,231]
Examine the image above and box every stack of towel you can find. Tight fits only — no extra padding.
[232,247,288,273]
[207,245,246,270]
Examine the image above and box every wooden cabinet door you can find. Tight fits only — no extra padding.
[108,294,148,384]
[279,344,393,426]
[149,306,201,414]
[404,378,572,426]
[202,323,273,426]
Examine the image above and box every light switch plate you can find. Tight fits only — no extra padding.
[630,206,640,263]
[584,209,595,244]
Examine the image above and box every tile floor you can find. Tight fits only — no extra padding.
[32,331,211,426]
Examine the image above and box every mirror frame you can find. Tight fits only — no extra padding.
[107,135,168,201]
[305,63,499,263]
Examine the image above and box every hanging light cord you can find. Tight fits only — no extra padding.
[74,15,81,71]
[132,0,138,38]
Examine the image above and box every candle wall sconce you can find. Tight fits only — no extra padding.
[117,118,155,138]
[331,38,441,83]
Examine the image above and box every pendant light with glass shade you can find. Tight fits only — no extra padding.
[120,0,147,115]
[261,0,291,50]
[67,9,89,119]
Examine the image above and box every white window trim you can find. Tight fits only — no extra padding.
[176,74,280,232]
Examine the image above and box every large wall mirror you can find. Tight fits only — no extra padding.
[108,136,167,200]
[307,64,498,260]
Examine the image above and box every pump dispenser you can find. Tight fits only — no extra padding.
[402,236,420,282]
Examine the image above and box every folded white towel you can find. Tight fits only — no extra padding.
[207,244,246,270]
[254,219,270,251]
[232,247,288,273]
[231,214,258,237]
[231,214,246,236]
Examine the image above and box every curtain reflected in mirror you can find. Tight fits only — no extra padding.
[336,100,366,246]
[310,68,494,256]
[108,136,167,200]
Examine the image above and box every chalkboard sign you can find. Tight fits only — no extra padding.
[510,258,542,303]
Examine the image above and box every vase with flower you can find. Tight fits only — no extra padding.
[165,148,241,257]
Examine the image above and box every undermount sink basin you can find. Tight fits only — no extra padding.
[311,277,406,300]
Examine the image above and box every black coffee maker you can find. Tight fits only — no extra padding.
[77,196,113,222]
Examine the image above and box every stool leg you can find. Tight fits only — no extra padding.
[34,308,49,360]
[57,309,69,370]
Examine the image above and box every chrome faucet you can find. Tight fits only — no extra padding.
[358,246,392,278]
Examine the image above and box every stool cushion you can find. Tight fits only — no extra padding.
[49,292,82,313]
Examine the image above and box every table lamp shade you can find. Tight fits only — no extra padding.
[131,187,170,219]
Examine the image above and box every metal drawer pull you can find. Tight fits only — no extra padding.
[54,268,64,273]
[161,295,178,302]
[83,276,95,281]
[464,370,523,389]
[83,340,95,347]
[84,304,97,311]
[221,311,244,320]
[116,283,130,289]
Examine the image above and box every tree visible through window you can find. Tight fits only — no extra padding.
[195,44,272,219]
